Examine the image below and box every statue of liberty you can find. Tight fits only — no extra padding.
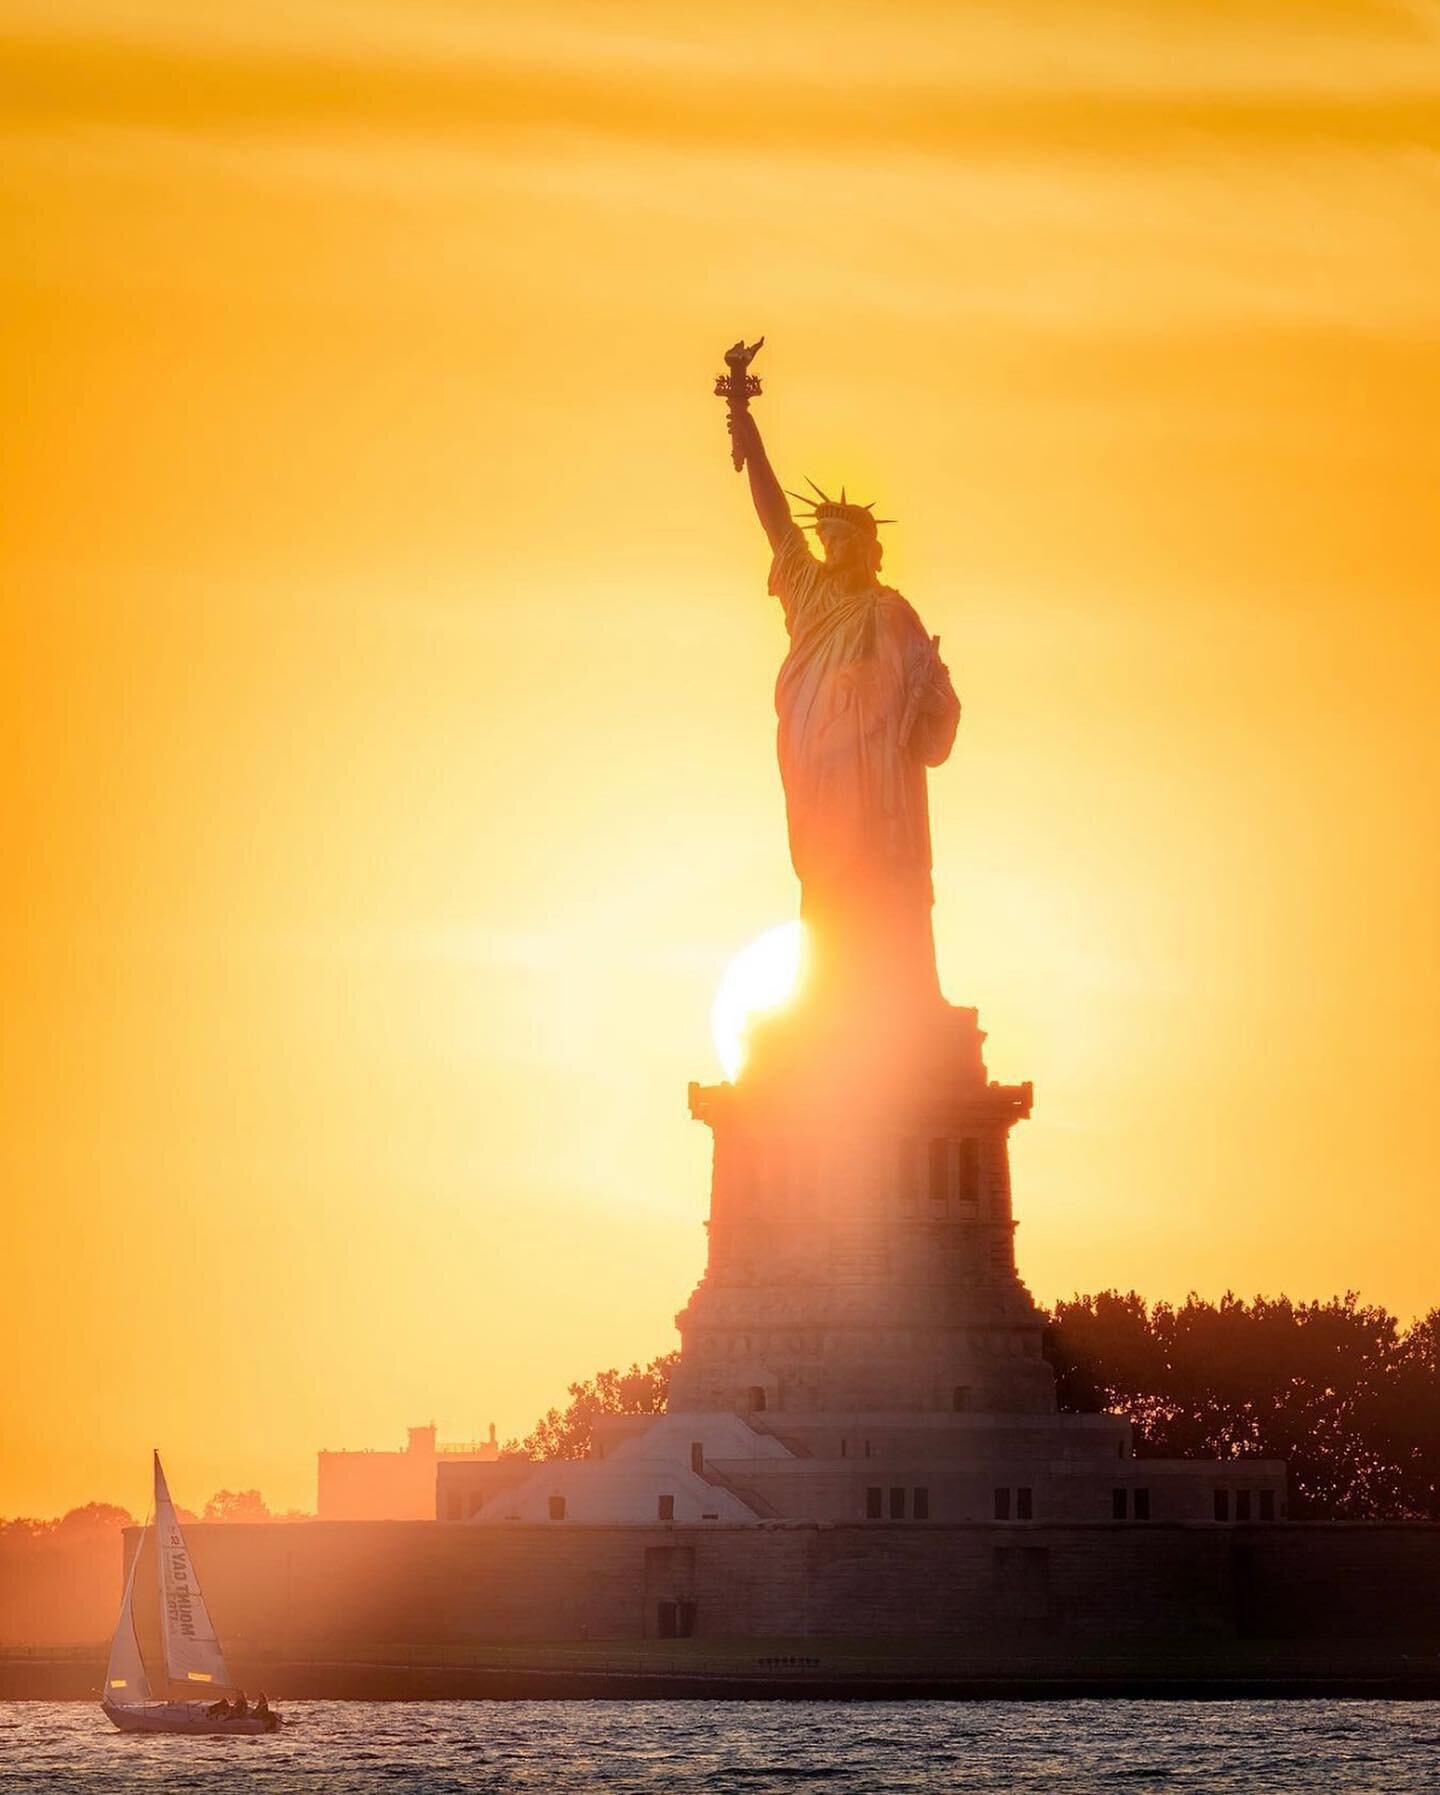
[717,339,960,1014]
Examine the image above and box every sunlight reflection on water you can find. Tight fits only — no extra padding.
[3,1699,1439,1794]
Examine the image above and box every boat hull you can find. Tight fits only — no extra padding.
[102,1699,280,1736]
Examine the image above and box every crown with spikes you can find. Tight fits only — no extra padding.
[786,477,895,533]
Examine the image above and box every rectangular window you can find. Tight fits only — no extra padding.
[957,1138,981,1212]
[1133,1488,1150,1521]
[1214,1489,1230,1522]
[889,1486,906,1520]
[1016,1487,1033,1521]
[928,1138,950,1209]
[690,1442,704,1475]
[866,1486,883,1519]
[1259,1490,1275,1523]
[548,1495,567,1521]
[896,1139,917,1213]
[913,1487,930,1520]
[1236,1489,1251,1522]
[994,1487,1012,1521]
[656,1600,678,1639]
[1112,1488,1127,1520]
[657,1494,675,1522]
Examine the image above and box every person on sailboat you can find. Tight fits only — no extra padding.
[231,1692,248,1719]
[254,1693,273,1728]
[205,1697,230,1719]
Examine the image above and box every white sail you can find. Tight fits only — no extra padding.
[103,1524,150,1702]
[153,1452,234,1691]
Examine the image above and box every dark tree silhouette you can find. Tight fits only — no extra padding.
[0,1505,136,1646]
[505,1351,679,1461]
[201,1489,271,1524]
[1351,1307,1440,1521]
[1047,1291,1439,1519]
[53,1502,134,1538]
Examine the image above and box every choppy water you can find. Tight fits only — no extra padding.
[2,1700,1438,1793]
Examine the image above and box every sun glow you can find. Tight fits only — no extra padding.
[711,921,805,1080]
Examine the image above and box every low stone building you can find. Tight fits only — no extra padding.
[317,1423,498,1521]
[439,1411,1284,1533]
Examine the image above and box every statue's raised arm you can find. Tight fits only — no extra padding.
[714,338,795,553]
[712,339,958,1011]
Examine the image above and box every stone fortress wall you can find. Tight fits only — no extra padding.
[124,1519,1440,1649]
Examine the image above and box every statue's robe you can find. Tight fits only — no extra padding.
[769,529,960,1005]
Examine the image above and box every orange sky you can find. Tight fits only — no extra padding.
[3,0,1438,1520]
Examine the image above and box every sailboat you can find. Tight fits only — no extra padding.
[101,1451,281,1736]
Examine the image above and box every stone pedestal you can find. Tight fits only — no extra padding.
[671,993,1055,1417]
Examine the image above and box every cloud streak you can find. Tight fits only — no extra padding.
[6,0,1439,163]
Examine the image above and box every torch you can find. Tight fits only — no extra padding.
[714,337,764,472]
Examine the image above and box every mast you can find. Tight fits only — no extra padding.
[153,1454,164,1684]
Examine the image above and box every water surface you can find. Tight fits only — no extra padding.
[3,1699,1438,1793]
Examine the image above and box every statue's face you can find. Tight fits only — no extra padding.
[816,517,869,570]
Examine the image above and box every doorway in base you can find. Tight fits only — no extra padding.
[655,1599,698,1639]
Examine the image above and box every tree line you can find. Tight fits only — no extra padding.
[5,1290,1434,1645]
[1047,1291,1439,1520]
[0,1493,304,1646]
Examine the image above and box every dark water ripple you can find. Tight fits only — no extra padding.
[2,1700,1439,1794]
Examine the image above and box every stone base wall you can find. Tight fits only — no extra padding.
[122,1522,1440,1652]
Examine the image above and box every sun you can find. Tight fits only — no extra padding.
[711,921,806,1080]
